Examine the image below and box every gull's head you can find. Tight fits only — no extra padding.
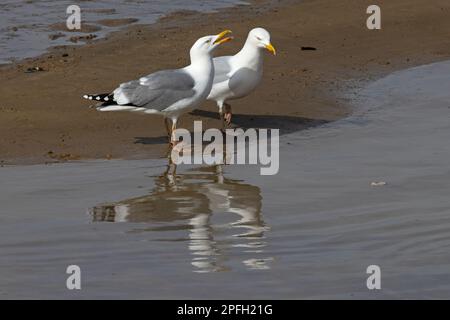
[190,30,233,58]
[247,27,276,55]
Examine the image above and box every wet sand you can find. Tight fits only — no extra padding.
[1,0,450,164]
[1,60,450,298]
[0,0,243,64]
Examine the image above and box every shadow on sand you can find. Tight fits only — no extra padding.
[133,110,329,145]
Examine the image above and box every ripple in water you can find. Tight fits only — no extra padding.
[0,0,248,64]
[90,165,273,273]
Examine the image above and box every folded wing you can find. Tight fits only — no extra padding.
[111,69,196,112]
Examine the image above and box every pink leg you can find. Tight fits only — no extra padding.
[224,103,232,125]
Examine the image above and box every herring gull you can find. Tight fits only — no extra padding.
[83,30,233,144]
[207,27,276,127]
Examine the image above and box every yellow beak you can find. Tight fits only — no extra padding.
[213,30,233,45]
[265,43,277,55]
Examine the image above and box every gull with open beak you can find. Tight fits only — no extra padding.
[82,30,233,144]
[207,27,276,128]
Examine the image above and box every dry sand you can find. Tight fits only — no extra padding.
[1,0,450,164]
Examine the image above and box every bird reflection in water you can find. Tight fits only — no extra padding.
[90,163,272,273]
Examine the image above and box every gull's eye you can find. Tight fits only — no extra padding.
[256,36,262,41]
[205,39,211,44]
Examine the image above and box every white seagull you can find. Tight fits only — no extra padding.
[83,30,233,144]
[207,27,276,127]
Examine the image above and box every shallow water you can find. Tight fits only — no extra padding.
[1,60,450,299]
[0,0,247,64]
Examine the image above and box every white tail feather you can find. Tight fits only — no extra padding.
[97,105,138,112]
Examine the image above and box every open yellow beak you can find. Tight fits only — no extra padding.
[265,43,277,55]
[213,30,233,45]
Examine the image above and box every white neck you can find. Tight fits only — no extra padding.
[186,53,215,96]
[190,50,213,65]
[188,53,214,79]
[234,39,264,70]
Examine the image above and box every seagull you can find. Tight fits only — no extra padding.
[83,30,233,144]
[207,27,276,127]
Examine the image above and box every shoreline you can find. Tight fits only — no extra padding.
[0,0,251,66]
[2,60,450,298]
[1,0,450,165]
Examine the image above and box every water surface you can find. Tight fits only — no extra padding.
[0,0,248,64]
[1,60,450,298]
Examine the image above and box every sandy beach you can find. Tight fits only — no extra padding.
[2,59,450,298]
[1,0,450,164]
[2,0,450,300]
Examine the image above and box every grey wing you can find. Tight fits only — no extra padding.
[113,69,196,111]
[212,56,233,84]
